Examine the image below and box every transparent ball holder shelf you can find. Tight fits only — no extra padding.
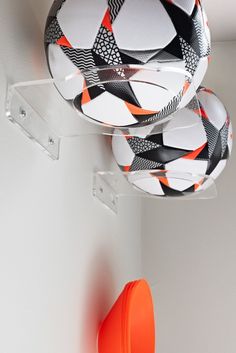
[5,65,217,212]
[94,171,216,213]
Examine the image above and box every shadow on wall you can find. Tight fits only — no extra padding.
[80,247,115,353]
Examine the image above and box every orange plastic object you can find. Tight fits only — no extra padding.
[98,279,155,353]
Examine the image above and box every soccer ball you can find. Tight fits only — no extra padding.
[112,87,233,197]
[45,0,211,127]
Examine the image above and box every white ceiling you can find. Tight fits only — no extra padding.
[204,0,236,41]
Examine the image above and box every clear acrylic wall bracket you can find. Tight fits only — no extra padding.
[6,83,61,159]
[93,170,217,214]
[5,66,217,208]
[5,65,199,160]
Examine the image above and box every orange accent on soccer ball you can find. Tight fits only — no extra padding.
[57,36,72,48]
[102,9,113,32]
[200,108,209,119]
[81,82,91,105]
[226,115,230,128]
[158,177,170,187]
[123,165,131,172]
[125,102,158,116]
[183,81,191,95]
[193,107,208,119]
[194,178,204,191]
[183,143,207,160]
[150,170,167,177]
[119,130,132,140]
[202,87,214,94]
[125,135,132,140]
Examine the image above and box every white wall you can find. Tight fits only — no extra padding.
[1,2,235,353]
[142,41,236,353]
[0,2,142,353]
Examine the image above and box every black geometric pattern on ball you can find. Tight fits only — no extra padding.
[91,52,141,107]
[193,18,211,58]
[160,183,195,197]
[154,90,183,121]
[179,37,200,77]
[137,146,190,164]
[160,0,200,49]
[138,90,183,126]
[108,0,125,23]
[46,0,66,29]
[61,46,105,90]
[120,49,161,64]
[61,47,94,70]
[93,26,123,67]
[201,118,220,158]
[127,137,160,154]
[45,18,63,44]
[187,96,200,111]
[146,132,164,146]
[130,157,163,172]
[192,6,211,57]
[153,36,184,62]
[121,104,230,178]
[45,0,211,128]
[48,0,66,18]
[220,122,229,158]
[206,134,222,175]
[194,143,209,161]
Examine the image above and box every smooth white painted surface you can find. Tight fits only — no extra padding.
[142,42,236,353]
[0,2,142,353]
[203,0,236,41]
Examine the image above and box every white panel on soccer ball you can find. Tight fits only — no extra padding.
[57,0,107,48]
[166,158,208,177]
[163,108,207,150]
[129,125,155,139]
[179,57,208,109]
[128,175,165,196]
[129,81,174,112]
[210,160,227,180]
[48,44,84,99]
[194,57,209,91]
[199,177,214,192]
[166,174,194,192]
[198,91,227,130]
[82,91,137,126]
[171,0,195,15]
[112,0,176,50]
[142,61,186,92]
[130,61,186,110]
[112,132,135,167]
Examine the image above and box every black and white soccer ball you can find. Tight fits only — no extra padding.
[112,87,233,197]
[45,0,211,127]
